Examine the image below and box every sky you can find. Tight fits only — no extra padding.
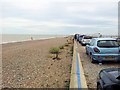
[0,0,119,35]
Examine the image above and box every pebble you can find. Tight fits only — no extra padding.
[48,67,50,69]
[2,38,73,88]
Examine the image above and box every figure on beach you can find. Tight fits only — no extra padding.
[31,37,33,40]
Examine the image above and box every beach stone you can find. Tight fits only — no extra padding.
[48,67,50,69]
[2,37,72,88]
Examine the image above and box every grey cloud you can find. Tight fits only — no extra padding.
[1,0,118,35]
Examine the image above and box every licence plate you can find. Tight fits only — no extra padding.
[86,40,90,42]
[104,56,115,60]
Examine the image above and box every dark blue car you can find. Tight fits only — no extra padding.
[97,68,120,90]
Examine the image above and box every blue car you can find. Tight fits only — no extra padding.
[85,38,120,63]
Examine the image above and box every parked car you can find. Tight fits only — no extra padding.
[97,68,120,90]
[78,35,86,43]
[116,38,120,45]
[85,38,120,63]
[75,34,80,41]
[74,34,79,40]
[77,34,80,41]
[81,36,93,46]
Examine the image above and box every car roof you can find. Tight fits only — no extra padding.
[79,35,85,36]
[83,36,92,37]
[93,38,116,41]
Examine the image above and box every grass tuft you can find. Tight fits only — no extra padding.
[59,45,64,49]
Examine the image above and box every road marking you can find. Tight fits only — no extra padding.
[70,40,88,89]
[78,53,88,89]
[76,41,88,89]
[76,52,81,90]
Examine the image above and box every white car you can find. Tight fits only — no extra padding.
[81,36,92,46]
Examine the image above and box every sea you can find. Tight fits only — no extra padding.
[1,34,67,44]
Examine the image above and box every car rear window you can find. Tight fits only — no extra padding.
[97,40,119,47]
[84,36,92,39]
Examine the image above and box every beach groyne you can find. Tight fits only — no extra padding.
[70,40,88,89]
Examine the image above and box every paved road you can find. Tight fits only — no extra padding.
[76,41,120,89]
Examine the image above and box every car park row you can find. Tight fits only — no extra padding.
[74,34,120,63]
[74,34,120,90]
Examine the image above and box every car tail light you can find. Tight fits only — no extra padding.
[98,56,100,58]
[94,47,100,53]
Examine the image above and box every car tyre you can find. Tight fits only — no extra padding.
[85,49,88,55]
[90,53,96,63]
[97,84,103,90]
[81,43,85,46]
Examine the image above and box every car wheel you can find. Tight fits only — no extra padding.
[81,43,85,46]
[85,49,88,55]
[97,84,103,90]
[90,53,96,63]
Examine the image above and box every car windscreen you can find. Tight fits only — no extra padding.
[84,36,92,39]
[97,40,119,47]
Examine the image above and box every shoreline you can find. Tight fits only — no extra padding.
[1,36,67,45]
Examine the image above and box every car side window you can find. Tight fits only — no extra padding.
[90,39,95,46]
